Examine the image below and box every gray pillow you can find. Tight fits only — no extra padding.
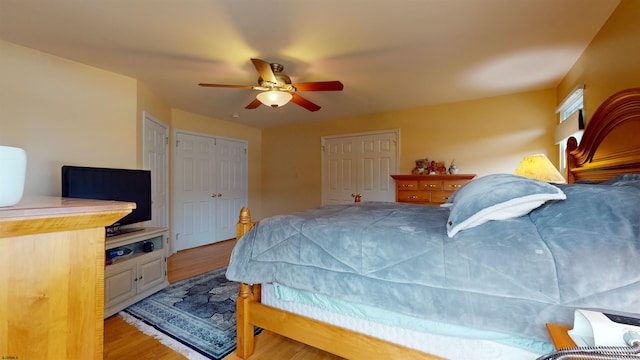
[446,174,566,238]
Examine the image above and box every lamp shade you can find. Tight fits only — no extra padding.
[256,90,292,108]
[514,154,566,183]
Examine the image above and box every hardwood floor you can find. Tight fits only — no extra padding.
[166,238,236,283]
[103,239,342,360]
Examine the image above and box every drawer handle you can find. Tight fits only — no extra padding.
[428,184,437,188]
[449,184,462,188]
[402,184,414,188]
[408,195,418,199]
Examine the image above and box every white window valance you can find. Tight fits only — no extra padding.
[555,109,584,144]
[556,84,584,115]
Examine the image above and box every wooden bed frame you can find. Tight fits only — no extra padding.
[233,88,640,359]
[566,87,640,182]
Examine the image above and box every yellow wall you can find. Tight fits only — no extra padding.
[0,40,264,219]
[261,89,557,217]
[0,40,137,196]
[558,0,640,123]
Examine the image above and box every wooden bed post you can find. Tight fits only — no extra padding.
[235,207,256,359]
[236,206,254,240]
[236,283,255,359]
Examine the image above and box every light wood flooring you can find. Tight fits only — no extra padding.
[103,239,342,360]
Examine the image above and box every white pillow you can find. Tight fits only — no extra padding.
[446,174,566,238]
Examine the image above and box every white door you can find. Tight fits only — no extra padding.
[214,138,248,240]
[174,132,216,251]
[323,137,357,205]
[357,132,397,202]
[322,130,398,204]
[173,132,247,251]
[142,112,169,228]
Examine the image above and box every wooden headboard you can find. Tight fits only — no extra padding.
[566,88,640,183]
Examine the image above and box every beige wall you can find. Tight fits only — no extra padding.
[0,40,264,219]
[0,40,137,197]
[261,89,557,217]
[558,0,640,123]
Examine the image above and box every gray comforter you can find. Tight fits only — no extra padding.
[226,179,640,342]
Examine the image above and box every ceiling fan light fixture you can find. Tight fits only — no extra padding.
[256,90,292,108]
[199,58,342,111]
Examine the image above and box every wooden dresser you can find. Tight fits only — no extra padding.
[0,196,134,360]
[391,174,476,205]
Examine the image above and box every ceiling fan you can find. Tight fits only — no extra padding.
[198,58,343,112]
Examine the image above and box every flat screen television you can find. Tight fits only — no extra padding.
[61,165,152,236]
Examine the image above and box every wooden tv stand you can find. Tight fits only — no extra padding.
[104,227,169,318]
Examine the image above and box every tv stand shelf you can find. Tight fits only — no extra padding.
[104,227,169,318]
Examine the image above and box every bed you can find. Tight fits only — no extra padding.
[226,87,640,359]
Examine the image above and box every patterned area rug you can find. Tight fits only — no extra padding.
[123,266,260,359]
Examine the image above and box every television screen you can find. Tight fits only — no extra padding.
[61,166,152,232]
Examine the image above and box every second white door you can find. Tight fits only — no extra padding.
[173,131,247,251]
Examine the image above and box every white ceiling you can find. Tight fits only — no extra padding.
[0,0,620,128]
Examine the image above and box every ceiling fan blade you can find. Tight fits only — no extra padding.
[245,98,262,109]
[251,58,277,85]
[198,83,254,89]
[292,81,344,92]
[291,94,321,112]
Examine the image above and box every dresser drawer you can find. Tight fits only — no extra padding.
[396,180,419,190]
[443,179,467,191]
[397,190,430,202]
[391,174,476,206]
[430,191,454,204]
[418,180,442,190]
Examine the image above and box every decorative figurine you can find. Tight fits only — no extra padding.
[412,158,428,174]
[448,160,459,174]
